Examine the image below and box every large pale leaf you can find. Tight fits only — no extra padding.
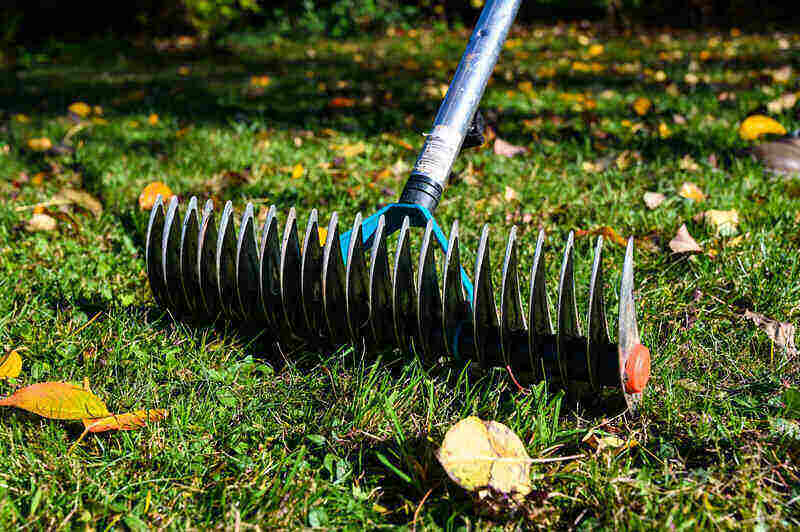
[0,382,110,420]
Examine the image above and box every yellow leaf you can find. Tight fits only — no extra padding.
[739,115,787,140]
[334,141,367,158]
[138,182,174,211]
[658,122,671,138]
[27,137,52,152]
[436,417,531,506]
[68,102,91,118]
[0,382,110,419]
[704,209,739,237]
[633,97,652,116]
[291,163,304,179]
[0,350,22,379]
[148,113,159,125]
[678,182,706,202]
[13,114,30,123]
[587,43,604,57]
[93,105,103,116]
[82,409,168,432]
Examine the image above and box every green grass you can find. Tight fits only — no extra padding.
[1,24,800,529]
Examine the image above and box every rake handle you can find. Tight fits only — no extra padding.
[398,0,522,212]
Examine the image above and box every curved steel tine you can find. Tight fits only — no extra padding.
[197,199,220,320]
[500,226,525,369]
[162,196,185,316]
[235,203,260,322]
[345,213,370,347]
[145,195,167,308]
[556,231,581,385]
[179,197,201,316]
[392,216,416,351]
[280,207,304,338]
[416,218,444,361]
[473,224,500,368]
[618,237,642,411]
[258,206,282,333]
[527,229,552,381]
[443,220,468,360]
[322,212,349,342]
[216,201,239,319]
[586,236,609,392]
[301,209,325,341]
[368,215,393,348]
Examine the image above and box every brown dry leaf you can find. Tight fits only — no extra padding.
[138,182,174,211]
[678,182,706,202]
[26,213,58,232]
[767,93,798,114]
[679,155,700,172]
[83,409,168,432]
[643,192,666,209]
[0,350,22,379]
[493,138,529,157]
[0,382,110,419]
[669,224,703,254]
[55,188,103,218]
[633,97,652,116]
[744,310,797,359]
[739,115,787,140]
[27,137,52,152]
[704,209,739,236]
[576,226,627,248]
[380,133,414,151]
[436,416,531,507]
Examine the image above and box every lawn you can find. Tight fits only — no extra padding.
[1,22,799,529]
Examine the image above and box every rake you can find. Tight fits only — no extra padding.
[145,0,651,410]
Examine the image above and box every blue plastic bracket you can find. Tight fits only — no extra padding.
[338,203,474,307]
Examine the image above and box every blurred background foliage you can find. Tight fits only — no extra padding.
[3,0,800,50]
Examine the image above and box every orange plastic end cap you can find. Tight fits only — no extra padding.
[624,343,650,394]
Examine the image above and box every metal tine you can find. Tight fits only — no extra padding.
[618,237,642,409]
[145,195,167,308]
[442,220,468,360]
[162,195,185,316]
[368,215,393,348]
[500,226,525,368]
[235,203,260,322]
[345,213,371,347]
[556,231,580,385]
[473,224,500,368]
[216,201,240,319]
[392,216,416,351]
[197,199,220,319]
[280,207,305,338]
[416,218,444,361]
[301,209,325,341]
[258,206,282,333]
[322,212,349,342]
[586,236,609,391]
[528,229,552,381]
[179,197,202,316]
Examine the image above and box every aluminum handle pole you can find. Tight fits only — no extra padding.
[399,0,523,212]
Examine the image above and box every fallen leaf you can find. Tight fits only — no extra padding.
[704,209,739,236]
[291,163,304,179]
[27,137,52,152]
[643,192,666,209]
[678,182,706,202]
[669,224,703,254]
[0,382,110,419]
[576,226,627,247]
[148,113,159,125]
[26,213,58,232]
[68,102,91,118]
[55,188,103,218]
[744,310,797,359]
[0,350,22,379]
[493,138,529,157]
[329,97,356,108]
[583,431,627,453]
[504,186,519,202]
[739,115,787,140]
[767,93,797,114]
[138,182,173,211]
[633,97,652,116]
[436,416,531,507]
[658,122,671,138]
[83,409,168,432]
[333,141,367,158]
[679,155,700,172]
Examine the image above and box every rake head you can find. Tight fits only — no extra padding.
[146,195,650,410]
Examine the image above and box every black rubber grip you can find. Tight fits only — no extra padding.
[399,173,444,213]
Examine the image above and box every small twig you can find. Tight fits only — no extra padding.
[14,199,73,212]
[71,310,103,337]
[412,485,435,531]
[505,365,529,395]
